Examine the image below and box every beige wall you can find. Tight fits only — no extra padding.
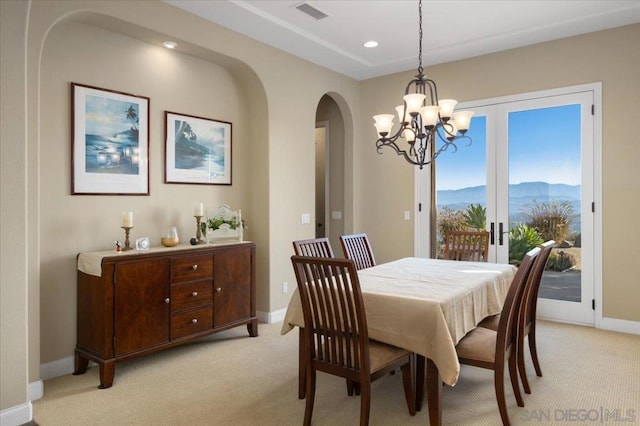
[1,0,30,412]
[1,0,638,419]
[359,24,640,321]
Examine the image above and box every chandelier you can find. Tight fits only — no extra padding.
[373,0,474,169]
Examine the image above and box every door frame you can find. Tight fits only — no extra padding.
[315,121,330,240]
[415,83,602,327]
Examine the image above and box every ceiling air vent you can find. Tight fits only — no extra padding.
[294,2,329,20]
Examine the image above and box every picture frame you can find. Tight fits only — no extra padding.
[164,111,232,185]
[71,83,150,195]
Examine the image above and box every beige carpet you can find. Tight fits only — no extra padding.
[33,320,640,425]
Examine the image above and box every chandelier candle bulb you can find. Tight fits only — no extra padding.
[395,105,412,124]
[438,99,458,120]
[453,111,475,133]
[373,114,395,136]
[403,93,427,115]
[121,212,133,228]
[420,105,440,128]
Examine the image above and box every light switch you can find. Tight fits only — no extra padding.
[301,213,311,224]
[404,211,411,221]
[331,211,342,220]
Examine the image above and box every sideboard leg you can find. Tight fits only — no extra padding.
[97,361,115,389]
[73,350,89,375]
[247,319,259,337]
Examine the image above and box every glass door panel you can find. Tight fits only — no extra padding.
[435,114,488,259]
[507,104,582,301]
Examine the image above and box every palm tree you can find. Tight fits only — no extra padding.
[463,204,486,231]
[125,105,138,131]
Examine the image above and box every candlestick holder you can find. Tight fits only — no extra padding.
[121,226,133,251]
[194,215,205,244]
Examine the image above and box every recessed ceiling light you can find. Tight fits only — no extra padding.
[363,41,378,48]
[163,41,177,49]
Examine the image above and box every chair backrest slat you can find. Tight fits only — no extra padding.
[340,233,376,270]
[522,240,555,325]
[495,247,540,362]
[443,230,490,262]
[291,256,369,374]
[293,237,334,258]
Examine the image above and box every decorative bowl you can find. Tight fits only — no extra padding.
[160,236,179,247]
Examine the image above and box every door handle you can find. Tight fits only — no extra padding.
[499,222,504,246]
[490,222,495,245]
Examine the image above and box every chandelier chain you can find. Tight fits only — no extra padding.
[418,0,423,75]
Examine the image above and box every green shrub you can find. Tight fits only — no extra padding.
[521,200,575,243]
[546,251,576,271]
[508,224,543,265]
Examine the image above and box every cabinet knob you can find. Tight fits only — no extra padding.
[216,288,222,293]
[192,264,198,271]
[191,318,198,324]
[192,291,198,297]
[165,298,170,304]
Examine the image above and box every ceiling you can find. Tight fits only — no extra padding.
[164,1,640,81]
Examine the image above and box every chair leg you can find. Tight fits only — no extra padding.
[508,352,524,407]
[517,332,532,394]
[494,367,511,426]
[528,325,543,377]
[347,379,356,396]
[298,329,306,399]
[401,357,416,416]
[303,368,316,426]
[359,381,371,426]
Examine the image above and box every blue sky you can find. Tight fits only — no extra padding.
[436,104,582,190]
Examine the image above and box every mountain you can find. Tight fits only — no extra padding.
[437,181,580,207]
[437,181,582,231]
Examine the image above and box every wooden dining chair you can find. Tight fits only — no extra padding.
[339,233,376,270]
[291,255,416,426]
[454,247,539,426]
[443,230,490,262]
[293,237,334,257]
[478,240,555,394]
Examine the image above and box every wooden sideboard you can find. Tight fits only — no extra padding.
[74,242,258,388]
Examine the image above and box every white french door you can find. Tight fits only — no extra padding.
[417,84,601,325]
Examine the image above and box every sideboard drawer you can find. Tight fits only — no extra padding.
[171,281,213,312]
[171,307,213,339]
[171,255,213,283]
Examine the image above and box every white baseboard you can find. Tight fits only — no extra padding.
[600,317,640,335]
[257,308,287,324]
[29,379,43,401]
[40,355,75,381]
[38,311,290,383]
[0,401,32,426]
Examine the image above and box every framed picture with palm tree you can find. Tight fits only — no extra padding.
[164,111,232,185]
[71,83,150,195]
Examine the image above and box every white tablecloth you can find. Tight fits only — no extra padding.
[281,257,516,386]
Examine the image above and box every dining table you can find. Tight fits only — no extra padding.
[281,256,517,425]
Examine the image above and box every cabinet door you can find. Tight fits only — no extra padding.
[114,259,170,355]
[213,247,252,327]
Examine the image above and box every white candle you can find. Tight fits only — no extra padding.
[194,202,204,217]
[122,211,133,227]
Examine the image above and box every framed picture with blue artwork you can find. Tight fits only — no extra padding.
[164,111,232,185]
[71,83,150,195]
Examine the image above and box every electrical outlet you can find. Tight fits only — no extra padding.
[282,281,289,293]
[404,211,411,221]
